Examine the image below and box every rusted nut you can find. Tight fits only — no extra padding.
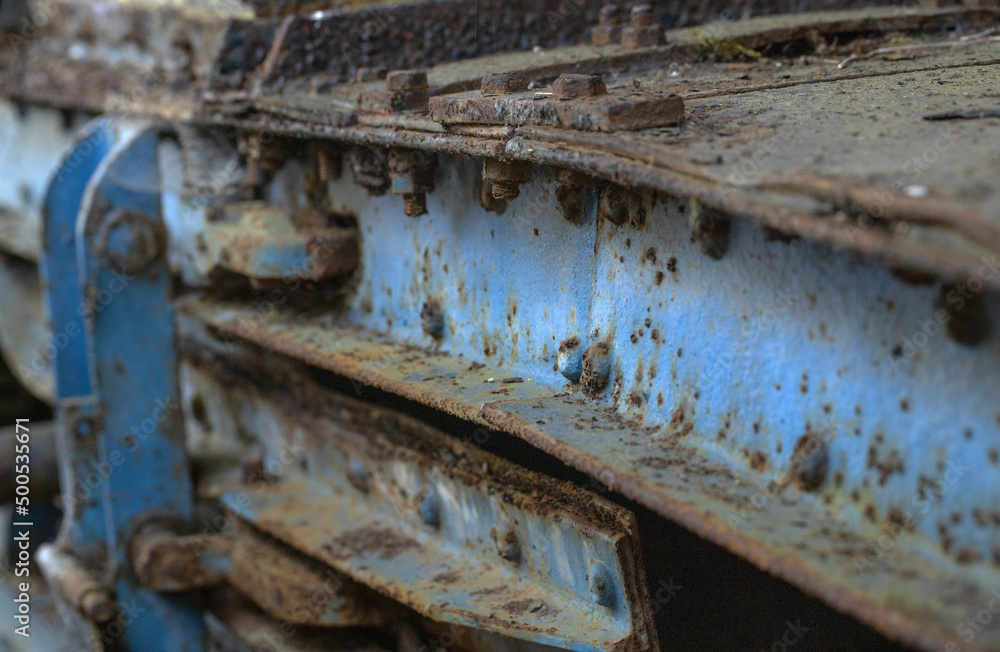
[389,149,437,218]
[552,74,607,100]
[629,4,654,26]
[935,284,990,346]
[482,159,532,201]
[347,460,372,493]
[421,298,445,339]
[356,66,387,82]
[36,545,117,623]
[386,69,428,111]
[589,561,616,608]
[481,72,528,96]
[96,209,163,276]
[493,527,520,563]
[598,3,619,25]
[591,4,621,45]
[791,433,829,492]
[690,203,731,259]
[387,69,427,91]
[581,342,611,393]
[621,5,662,48]
[349,146,390,196]
[557,335,584,381]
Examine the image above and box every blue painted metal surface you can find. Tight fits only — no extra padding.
[77,127,203,650]
[40,119,115,552]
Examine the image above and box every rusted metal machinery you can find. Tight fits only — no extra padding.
[1,0,1000,650]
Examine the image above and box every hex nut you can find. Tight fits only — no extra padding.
[481,72,528,96]
[552,74,607,100]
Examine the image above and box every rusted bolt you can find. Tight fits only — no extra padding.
[348,146,390,196]
[482,159,532,201]
[629,4,655,26]
[581,342,611,393]
[347,460,372,493]
[557,335,584,381]
[621,4,662,48]
[389,149,437,217]
[591,4,621,45]
[493,527,520,563]
[97,209,163,276]
[386,69,428,111]
[481,72,528,96]
[36,545,117,623]
[552,74,607,100]
[589,561,616,608]
[419,490,441,528]
[690,201,731,259]
[791,433,828,492]
[935,284,990,346]
[421,298,445,339]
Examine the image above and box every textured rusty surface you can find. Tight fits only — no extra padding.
[177,351,658,651]
[4,4,999,286]
[130,531,229,592]
[227,522,388,627]
[180,297,1000,652]
[429,88,684,132]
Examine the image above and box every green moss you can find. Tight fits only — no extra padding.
[692,28,764,62]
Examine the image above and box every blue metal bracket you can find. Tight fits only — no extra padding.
[41,119,203,650]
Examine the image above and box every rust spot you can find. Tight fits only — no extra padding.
[654,270,665,285]
[643,247,656,265]
[323,525,421,561]
[502,598,555,617]
[750,451,767,471]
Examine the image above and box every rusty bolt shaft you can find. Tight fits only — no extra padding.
[629,4,654,26]
[387,69,428,111]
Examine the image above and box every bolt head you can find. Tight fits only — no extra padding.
[494,527,520,563]
[347,460,372,493]
[421,298,445,338]
[386,69,428,91]
[97,210,163,276]
[552,74,607,100]
[598,4,619,25]
[481,72,528,96]
[557,335,583,381]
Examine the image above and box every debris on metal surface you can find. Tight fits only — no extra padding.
[1,0,1000,650]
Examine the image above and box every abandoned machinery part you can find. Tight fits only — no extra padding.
[1,0,1000,650]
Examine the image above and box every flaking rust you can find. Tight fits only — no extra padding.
[179,351,660,652]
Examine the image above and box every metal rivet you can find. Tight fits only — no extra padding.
[791,433,828,492]
[557,335,584,381]
[420,491,441,527]
[421,298,445,339]
[589,560,616,608]
[347,460,371,493]
[97,209,163,276]
[73,418,94,438]
[494,527,520,563]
